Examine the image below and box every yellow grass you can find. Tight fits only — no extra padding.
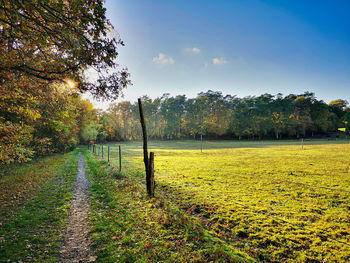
[108,140,350,262]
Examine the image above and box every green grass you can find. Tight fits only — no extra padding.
[100,139,350,262]
[83,148,254,262]
[0,150,79,262]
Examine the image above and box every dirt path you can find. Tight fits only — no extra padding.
[59,153,96,262]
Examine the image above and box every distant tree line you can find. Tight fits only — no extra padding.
[95,91,349,142]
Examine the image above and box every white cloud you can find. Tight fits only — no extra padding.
[186,47,201,54]
[213,57,228,65]
[153,53,174,65]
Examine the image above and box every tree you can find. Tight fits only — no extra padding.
[328,99,348,131]
[81,122,98,143]
[0,0,130,99]
[230,98,252,139]
[310,100,329,135]
[116,101,133,141]
[160,94,186,139]
[293,95,313,138]
[270,95,293,139]
[0,0,130,165]
[76,99,98,143]
[344,109,350,135]
[200,91,230,137]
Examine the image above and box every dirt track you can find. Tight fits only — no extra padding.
[59,153,95,262]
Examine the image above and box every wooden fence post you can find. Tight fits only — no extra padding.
[108,146,110,163]
[119,145,122,172]
[138,98,153,197]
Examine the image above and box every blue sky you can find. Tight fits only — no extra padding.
[89,0,350,108]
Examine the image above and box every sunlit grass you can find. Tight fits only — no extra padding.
[0,150,79,262]
[104,140,350,262]
[84,149,253,262]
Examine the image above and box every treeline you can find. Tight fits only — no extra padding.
[94,91,349,142]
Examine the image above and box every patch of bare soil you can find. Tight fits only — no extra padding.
[59,153,96,262]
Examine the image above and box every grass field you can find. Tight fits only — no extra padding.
[84,149,253,262]
[101,139,350,262]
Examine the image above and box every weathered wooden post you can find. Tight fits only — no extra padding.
[119,145,122,172]
[108,146,110,163]
[138,98,154,197]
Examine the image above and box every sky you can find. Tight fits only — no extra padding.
[87,0,350,109]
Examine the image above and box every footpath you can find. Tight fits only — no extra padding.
[59,153,96,263]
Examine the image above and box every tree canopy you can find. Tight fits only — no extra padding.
[0,0,130,99]
[0,0,130,165]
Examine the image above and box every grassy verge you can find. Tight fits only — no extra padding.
[0,149,79,262]
[83,149,253,263]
